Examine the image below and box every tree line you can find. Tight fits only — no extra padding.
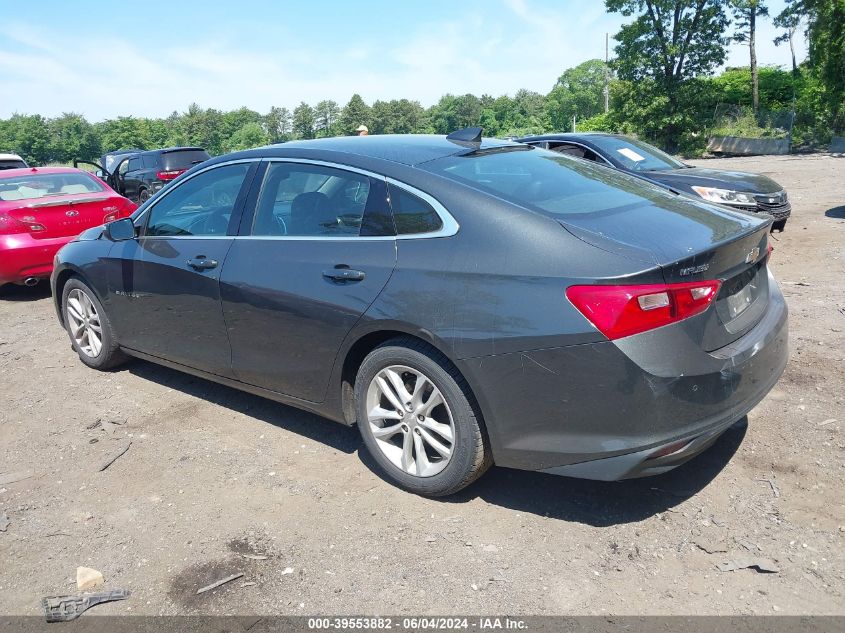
[1,0,841,165]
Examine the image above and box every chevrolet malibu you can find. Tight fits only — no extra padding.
[50,131,788,496]
[1,167,136,288]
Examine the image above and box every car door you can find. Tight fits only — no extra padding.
[122,156,143,202]
[107,160,258,377]
[220,159,397,402]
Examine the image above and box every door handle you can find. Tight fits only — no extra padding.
[187,257,218,271]
[322,268,365,282]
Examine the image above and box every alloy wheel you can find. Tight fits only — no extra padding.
[66,288,103,357]
[365,365,456,477]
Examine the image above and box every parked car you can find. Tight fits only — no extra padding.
[51,131,788,496]
[0,167,135,288]
[76,147,211,204]
[516,133,792,231]
[0,153,28,170]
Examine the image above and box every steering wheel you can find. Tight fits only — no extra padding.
[186,207,230,235]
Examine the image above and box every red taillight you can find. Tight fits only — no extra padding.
[766,243,773,259]
[156,169,185,181]
[566,280,723,340]
[0,212,45,235]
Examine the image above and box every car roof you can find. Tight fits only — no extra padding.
[276,135,522,166]
[517,132,619,142]
[0,153,24,161]
[0,166,90,178]
[139,146,207,156]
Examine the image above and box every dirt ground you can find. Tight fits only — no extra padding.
[0,154,843,617]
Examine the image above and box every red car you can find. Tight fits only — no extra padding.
[0,167,136,288]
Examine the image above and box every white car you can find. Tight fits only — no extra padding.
[0,153,28,170]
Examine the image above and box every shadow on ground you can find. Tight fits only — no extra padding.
[127,360,360,454]
[825,205,845,219]
[0,282,51,302]
[128,358,745,527]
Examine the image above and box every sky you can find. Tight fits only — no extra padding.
[0,0,808,122]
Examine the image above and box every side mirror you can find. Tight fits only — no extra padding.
[104,217,136,241]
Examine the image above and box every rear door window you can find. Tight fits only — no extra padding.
[127,157,141,172]
[251,162,381,237]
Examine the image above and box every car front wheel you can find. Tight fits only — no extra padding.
[62,277,127,370]
[355,338,491,496]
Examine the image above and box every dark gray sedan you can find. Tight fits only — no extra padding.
[517,133,792,231]
[50,132,788,496]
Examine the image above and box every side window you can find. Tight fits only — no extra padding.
[145,163,249,237]
[127,157,141,172]
[142,155,157,169]
[388,184,443,235]
[551,143,587,159]
[251,163,372,237]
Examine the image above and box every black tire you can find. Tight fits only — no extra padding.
[138,188,151,203]
[772,219,787,232]
[355,337,491,496]
[61,277,127,370]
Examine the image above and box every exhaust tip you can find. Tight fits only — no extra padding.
[23,277,40,287]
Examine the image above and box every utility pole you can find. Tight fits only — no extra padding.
[604,32,610,113]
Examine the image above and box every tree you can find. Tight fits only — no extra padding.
[292,102,316,139]
[48,113,100,162]
[606,0,731,151]
[222,107,263,141]
[97,116,149,153]
[429,94,482,134]
[264,107,292,143]
[314,100,341,137]
[177,104,224,155]
[731,1,769,115]
[798,0,845,134]
[338,94,371,135]
[773,1,804,74]
[547,59,609,131]
[224,122,269,151]
[2,114,51,165]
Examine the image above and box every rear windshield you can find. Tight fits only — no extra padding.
[589,136,686,171]
[161,150,210,171]
[0,160,27,170]
[422,147,676,217]
[0,172,104,201]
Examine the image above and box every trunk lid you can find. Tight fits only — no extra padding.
[559,197,772,351]
[4,193,123,239]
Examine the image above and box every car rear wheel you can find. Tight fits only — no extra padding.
[62,278,127,370]
[355,338,491,496]
[138,188,151,203]
[772,219,787,232]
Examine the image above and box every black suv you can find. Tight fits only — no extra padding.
[76,147,210,203]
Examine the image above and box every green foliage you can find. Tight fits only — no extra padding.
[607,0,731,151]
[292,102,316,139]
[547,59,609,131]
[224,122,269,152]
[263,106,292,143]
[429,94,483,134]
[576,112,616,132]
[48,113,100,163]
[338,94,371,135]
[711,66,796,109]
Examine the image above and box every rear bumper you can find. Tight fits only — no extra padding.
[458,274,789,479]
[0,234,70,285]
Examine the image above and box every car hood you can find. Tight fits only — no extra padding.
[645,167,782,194]
[75,225,105,241]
